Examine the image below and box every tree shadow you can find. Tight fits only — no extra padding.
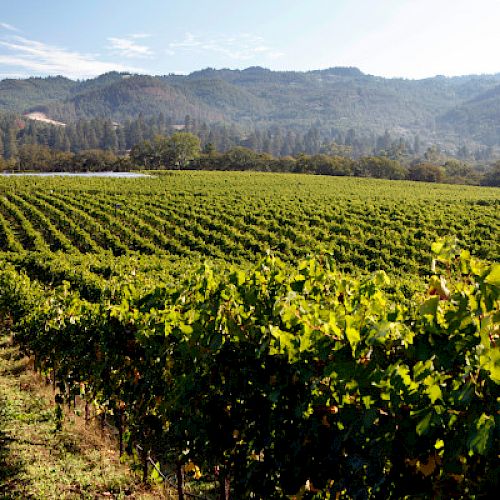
[0,337,26,498]
[0,361,26,377]
[0,411,24,499]
[0,350,23,362]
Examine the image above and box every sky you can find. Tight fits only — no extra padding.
[0,0,499,80]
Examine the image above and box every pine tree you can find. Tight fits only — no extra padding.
[62,136,71,152]
[4,125,18,159]
[282,131,295,156]
[87,127,98,149]
[129,119,144,146]
[116,127,127,151]
[345,128,356,147]
[102,120,118,151]
[271,129,284,157]
[54,128,66,150]
[157,112,166,134]
[413,135,421,155]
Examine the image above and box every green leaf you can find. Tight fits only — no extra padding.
[373,270,390,287]
[236,270,246,286]
[431,240,445,255]
[427,384,442,404]
[479,347,500,384]
[459,250,471,274]
[150,462,162,483]
[434,439,444,450]
[269,326,298,361]
[467,413,495,455]
[345,316,360,351]
[416,411,433,436]
[420,296,439,317]
[362,395,374,409]
[179,323,193,334]
[484,264,500,288]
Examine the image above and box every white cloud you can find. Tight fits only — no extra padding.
[107,35,154,58]
[167,33,284,61]
[0,35,144,79]
[0,22,18,32]
[130,33,152,39]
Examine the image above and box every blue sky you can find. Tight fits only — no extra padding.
[1,0,499,80]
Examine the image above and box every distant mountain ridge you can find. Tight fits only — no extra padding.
[1,67,500,148]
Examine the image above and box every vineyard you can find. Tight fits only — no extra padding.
[0,171,499,498]
[0,172,498,270]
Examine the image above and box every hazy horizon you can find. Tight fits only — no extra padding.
[2,65,500,84]
[1,0,499,80]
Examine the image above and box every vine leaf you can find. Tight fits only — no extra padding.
[467,413,495,455]
[485,264,500,288]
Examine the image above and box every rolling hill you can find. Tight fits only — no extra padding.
[1,67,500,147]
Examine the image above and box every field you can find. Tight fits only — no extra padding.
[0,171,498,498]
[0,171,498,279]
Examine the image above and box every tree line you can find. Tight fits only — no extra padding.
[130,134,500,186]
[0,113,498,185]
[1,111,496,160]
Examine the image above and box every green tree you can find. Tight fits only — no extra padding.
[130,139,157,168]
[17,144,53,171]
[322,141,353,158]
[413,134,421,155]
[424,145,442,164]
[203,142,217,156]
[481,161,500,187]
[443,159,474,183]
[409,162,444,183]
[130,133,200,170]
[304,154,353,176]
[102,120,118,151]
[3,125,18,160]
[165,132,201,169]
[356,156,407,179]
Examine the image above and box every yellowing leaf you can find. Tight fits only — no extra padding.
[417,455,437,477]
[236,270,246,286]
[185,461,202,479]
[184,461,196,472]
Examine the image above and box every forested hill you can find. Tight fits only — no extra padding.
[2,67,500,148]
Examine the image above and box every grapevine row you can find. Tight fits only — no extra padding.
[0,242,498,498]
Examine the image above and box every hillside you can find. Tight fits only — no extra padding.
[41,75,225,124]
[0,76,76,112]
[438,84,500,145]
[2,68,500,148]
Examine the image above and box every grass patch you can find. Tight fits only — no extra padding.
[0,334,163,499]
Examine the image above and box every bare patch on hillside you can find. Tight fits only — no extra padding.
[24,112,66,127]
